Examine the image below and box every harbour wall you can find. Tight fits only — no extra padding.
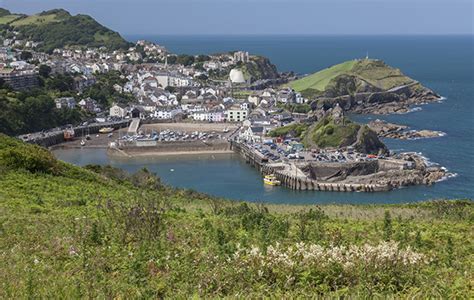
[112,140,231,156]
[231,141,390,192]
[18,120,131,148]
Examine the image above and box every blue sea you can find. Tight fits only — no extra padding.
[57,35,474,204]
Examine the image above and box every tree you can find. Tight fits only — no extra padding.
[38,65,52,78]
[20,51,33,61]
[196,55,211,62]
[167,55,177,65]
[45,74,74,92]
[176,54,194,66]
[196,74,208,81]
[165,86,176,93]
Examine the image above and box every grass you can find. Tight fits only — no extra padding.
[289,60,357,92]
[0,14,22,25]
[268,123,308,138]
[288,59,416,95]
[0,134,472,298]
[351,59,414,90]
[303,117,360,148]
[9,13,62,26]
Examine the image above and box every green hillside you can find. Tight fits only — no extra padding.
[300,116,388,154]
[0,8,131,52]
[0,134,472,297]
[288,59,416,98]
[290,60,357,93]
[0,14,22,25]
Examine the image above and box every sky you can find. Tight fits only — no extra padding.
[1,0,473,35]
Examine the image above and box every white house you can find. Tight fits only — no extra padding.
[225,107,248,122]
[154,108,182,120]
[190,111,209,122]
[240,126,265,143]
[109,103,127,118]
[208,109,225,122]
[248,95,261,106]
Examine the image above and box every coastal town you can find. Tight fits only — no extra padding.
[0,4,471,299]
[1,16,449,192]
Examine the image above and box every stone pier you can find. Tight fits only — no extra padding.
[231,141,391,192]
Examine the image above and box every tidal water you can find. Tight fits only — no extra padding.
[57,35,473,204]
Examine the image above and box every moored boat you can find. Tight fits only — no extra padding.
[63,128,75,141]
[99,127,114,134]
[263,174,281,186]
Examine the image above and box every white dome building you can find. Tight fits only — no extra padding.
[229,68,246,84]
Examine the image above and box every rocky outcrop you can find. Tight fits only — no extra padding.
[353,125,389,155]
[304,108,388,155]
[242,56,280,81]
[368,119,445,140]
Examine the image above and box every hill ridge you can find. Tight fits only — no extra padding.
[0,7,131,52]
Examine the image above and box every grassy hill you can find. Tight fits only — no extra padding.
[288,59,416,98]
[0,8,131,52]
[0,133,472,297]
[300,117,387,154]
[268,117,387,154]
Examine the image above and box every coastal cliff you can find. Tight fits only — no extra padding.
[288,59,440,114]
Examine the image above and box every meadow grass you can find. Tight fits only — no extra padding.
[9,13,61,26]
[0,134,472,298]
[288,59,416,94]
[289,60,357,92]
[0,14,21,25]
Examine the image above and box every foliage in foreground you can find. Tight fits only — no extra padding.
[0,134,472,298]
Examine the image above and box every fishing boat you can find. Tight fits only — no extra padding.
[99,127,114,134]
[263,174,281,186]
[63,128,75,141]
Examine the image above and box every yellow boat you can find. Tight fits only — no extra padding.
[99,127,114,134]
[263,174,281,186]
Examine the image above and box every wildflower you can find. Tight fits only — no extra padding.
[69,246,78,256]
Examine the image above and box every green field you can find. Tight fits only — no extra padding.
[0,134,472,298]
[0,14,21,25]
[9,13,61,26]
[290,60,357,92]
[288,59,416,96]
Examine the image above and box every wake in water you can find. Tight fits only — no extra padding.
[408,107,422,113]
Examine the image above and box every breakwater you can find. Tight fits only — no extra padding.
[109,139,231,157]
[18,120,131,148]
[231,141,390,192]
